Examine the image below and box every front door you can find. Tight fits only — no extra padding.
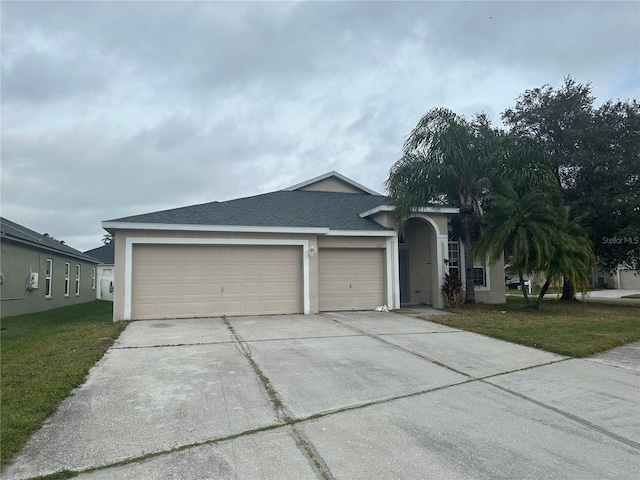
[399,249,410,304]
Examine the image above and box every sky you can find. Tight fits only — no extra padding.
[2,0,639,252]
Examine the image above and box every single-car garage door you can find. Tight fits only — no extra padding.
[132,244,302,319]
[319,248,385,311]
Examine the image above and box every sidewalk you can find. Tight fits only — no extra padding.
[508,289,640,304]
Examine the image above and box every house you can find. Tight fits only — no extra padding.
[602,267,640,290]
[84,243,115,301]
[102,172,505,321]
[0,217,99,318]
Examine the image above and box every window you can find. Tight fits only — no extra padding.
[45,259,53,297]
[64,262,71,296]
[75,264,80,296]
[447,240,460,280]
[473,259,487,287]
[91,268,96,290]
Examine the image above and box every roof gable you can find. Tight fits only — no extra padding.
[284,171,380,195]
[84,243,115,265]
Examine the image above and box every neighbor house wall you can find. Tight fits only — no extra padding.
[0,241,98,318]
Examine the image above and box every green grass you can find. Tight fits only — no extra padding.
[622,294,640,299]
[0,301,127,468]
[426,297,640,358]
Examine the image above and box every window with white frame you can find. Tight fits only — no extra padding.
[473,258,487,287]
[75,264,80,295]
[45,259,53,297]
[64,262,71,296]
[91,268,96,290]
[447,239,460,280]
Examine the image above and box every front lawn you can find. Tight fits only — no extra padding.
[0,301,127,468]
[426,297,640,358]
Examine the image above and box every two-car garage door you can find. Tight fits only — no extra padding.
[132,244,302,320]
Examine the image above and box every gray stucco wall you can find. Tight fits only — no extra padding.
[0,240,98,318]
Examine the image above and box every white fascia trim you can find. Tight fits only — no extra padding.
[358,205,395,218]
[414,206,460,214]
[325,230,397,237]
[123,237,311,320]
[283,171,381,195]
[102,221,329,235]
[359,205,460,218]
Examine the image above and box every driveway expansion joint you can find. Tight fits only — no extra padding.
[221,316,334,480]
[482,379,640,451]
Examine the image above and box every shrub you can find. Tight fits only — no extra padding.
[442,271,464,307]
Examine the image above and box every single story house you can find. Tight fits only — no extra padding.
[0,217,99,318]
[102,172,505,321]
[84,243,115,301]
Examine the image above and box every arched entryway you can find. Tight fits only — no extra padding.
[399,215,448,308]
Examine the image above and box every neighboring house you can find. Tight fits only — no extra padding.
[603,267,640,290]
[103,172,505,321]
[0,217,99,318]
[84,243,115,301]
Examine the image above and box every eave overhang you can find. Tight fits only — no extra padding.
[358,204,460,218]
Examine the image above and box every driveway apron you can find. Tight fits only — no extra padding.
[2,312,638,479]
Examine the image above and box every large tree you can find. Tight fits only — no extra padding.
[385,108,498,304]
[502,77,639,297]
[565,99,640,273]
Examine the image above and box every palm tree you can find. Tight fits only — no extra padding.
[386,108,497,304]
[473,182,560,306]
[532,209,595,309]
[475,146,595,310]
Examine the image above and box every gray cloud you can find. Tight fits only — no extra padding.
[1,1,638,251]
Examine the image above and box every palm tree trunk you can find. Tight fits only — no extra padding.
[533,277,552,310]
[461,211,476,304]
[519,272,530,305]
[560,276,576,301]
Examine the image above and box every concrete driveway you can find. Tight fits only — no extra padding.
[3,312,639,479]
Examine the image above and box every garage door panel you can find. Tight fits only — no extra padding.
[158,265,180,276]
[137,284,157,297]
[319,248,385,312]
[132,244,302,319]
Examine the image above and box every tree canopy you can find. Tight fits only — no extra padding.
[387,76,632,307]
[502,77,640,276]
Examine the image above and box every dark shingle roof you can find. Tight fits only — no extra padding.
[84,243,115,264]
[107,190,392,232]
[0,217,98,263]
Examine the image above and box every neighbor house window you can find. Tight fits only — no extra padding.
[473,259,487,287]
[64,262,71,296]
[75,264,80,295]
[45,259,53,297]
[91,268,96,290]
